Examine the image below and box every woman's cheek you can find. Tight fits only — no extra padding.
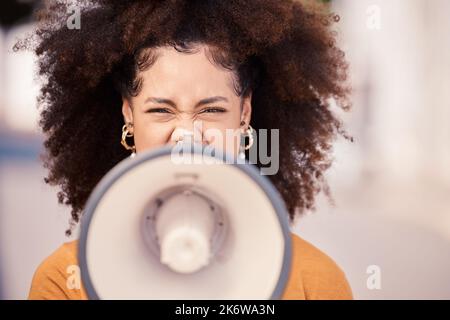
[134,125,171,152]
[203,125,240,157]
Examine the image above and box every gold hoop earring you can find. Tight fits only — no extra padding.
[238,123,254,160]
[121,123,136,156]
[243,125,254,150]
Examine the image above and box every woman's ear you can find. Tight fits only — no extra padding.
[240,91,252,127]
[122,98,134,129]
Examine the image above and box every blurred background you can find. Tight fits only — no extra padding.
[1,0,449,299]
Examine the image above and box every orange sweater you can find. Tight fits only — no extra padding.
[28,233,352,300]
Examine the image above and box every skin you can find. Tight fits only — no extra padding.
[121,43,252,157]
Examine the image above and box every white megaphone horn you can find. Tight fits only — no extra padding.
[78,141,292,299]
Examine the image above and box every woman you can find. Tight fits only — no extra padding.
[17,0,353,299]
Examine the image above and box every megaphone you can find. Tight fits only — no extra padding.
[78,142,292,299]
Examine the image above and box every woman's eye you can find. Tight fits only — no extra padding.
[146,108,172,114]
[200,107,226,114]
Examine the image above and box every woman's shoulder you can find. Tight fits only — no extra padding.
[28,240,87,300]
[285,232,353,300]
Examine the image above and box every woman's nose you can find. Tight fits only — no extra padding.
[170,121,204,145]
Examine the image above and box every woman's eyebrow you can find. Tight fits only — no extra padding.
[144,96,229,109]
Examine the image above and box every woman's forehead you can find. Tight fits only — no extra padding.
[137,45,238,99]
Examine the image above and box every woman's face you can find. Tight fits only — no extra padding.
[121,44,252,157]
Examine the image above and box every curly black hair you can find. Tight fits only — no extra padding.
[15,0,352,236]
